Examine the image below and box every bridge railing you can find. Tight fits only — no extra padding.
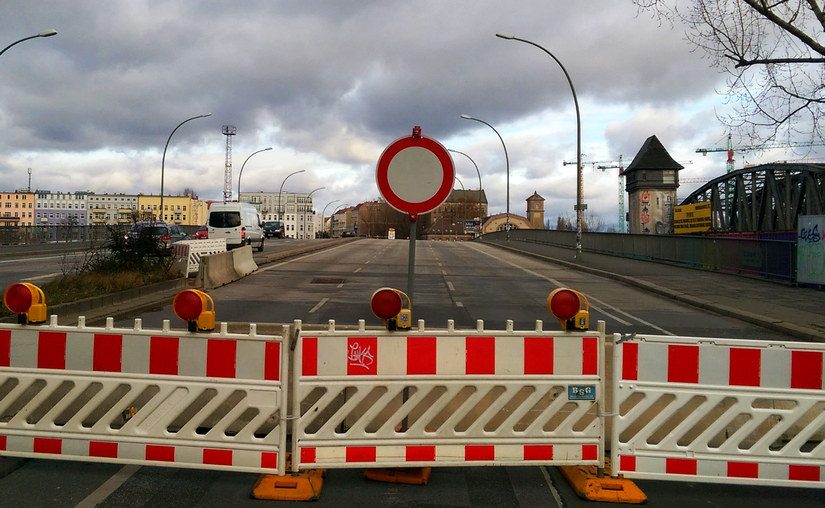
[479,230,796,282]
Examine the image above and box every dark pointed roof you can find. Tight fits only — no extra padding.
[625,135,684,173]
[526,191,544,202]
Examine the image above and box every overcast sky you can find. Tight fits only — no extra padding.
[2,1,820,226]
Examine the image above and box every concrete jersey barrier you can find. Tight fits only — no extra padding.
[232,245,258,277]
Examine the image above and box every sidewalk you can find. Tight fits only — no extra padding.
[485,238,825,342]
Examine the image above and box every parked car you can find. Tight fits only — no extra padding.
[207,202,265,251]
[340,229,356,237]
[194,225,208,239]
[263,221,285,239]
[124,221,188,249]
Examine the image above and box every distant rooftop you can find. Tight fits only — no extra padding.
[625,135,684,173]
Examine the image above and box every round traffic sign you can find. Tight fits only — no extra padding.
[376,129,455,216]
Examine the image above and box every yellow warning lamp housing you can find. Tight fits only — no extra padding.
[3,282,47,325]
[370,287,412,331]
[546,288,590,331]
[172,289,216,332]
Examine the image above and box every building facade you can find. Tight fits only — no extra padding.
[526,191,545,228]
[0,191,35,227]
[34,191,90,226]
[624,135,683,235]
[136,194,204,225]
[87,193,138,225]
[239,191,319,239]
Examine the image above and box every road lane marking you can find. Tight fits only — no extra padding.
[337,282,344,288]
[310,298,329,313]
[75,464,141,508]
[466,243,675,334]
[441,269,447,276]
[447,281,455,291]
[456,301,464,307]
[0,255,68,264]
[22,272,62,281]
[354,267,362,273]
[258,242,353,273]
[540,466,564,507]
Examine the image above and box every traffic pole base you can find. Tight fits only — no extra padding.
[251,470,324,501]
[559,461,646,504]
[364,467,432,485]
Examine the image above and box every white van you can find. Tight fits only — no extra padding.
[207,202,265,251]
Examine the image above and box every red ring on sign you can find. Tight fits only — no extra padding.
[376,135,455,216]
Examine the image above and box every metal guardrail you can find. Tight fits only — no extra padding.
[479,230,797,282]
[0,225,115,246]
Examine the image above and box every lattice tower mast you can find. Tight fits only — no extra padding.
[222,125,237,202]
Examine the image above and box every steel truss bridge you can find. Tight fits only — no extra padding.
[680,163,825,232]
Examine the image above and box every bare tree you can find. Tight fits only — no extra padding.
[636,1,825,144]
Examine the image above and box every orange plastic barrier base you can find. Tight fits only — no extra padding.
[559,461,646,504]
[364,467,432,485]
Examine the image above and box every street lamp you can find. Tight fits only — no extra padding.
[329,203,350,238]
[460,114,510,238]
[454,175,465,190]
[304,186,325,239]
[237,147,272,200]
[0,30,58,58]
[321,199,340,238]
[160,113,211,222]
[496,32,583,255]
[447,149,483,190]
[277,169,306,235]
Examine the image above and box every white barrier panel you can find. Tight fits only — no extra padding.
[0,317,287,475]
[291,319,605,471]
[611,334,825,489]
[173,239,227,275]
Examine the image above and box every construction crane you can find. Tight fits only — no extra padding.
[695,133,825,174]
[594,155,627,233]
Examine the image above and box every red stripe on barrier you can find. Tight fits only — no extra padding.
[146,445,175,462]
[149,337,179,375]
[523,445,553,461]
[466,337,495,375]
[0,330,10,367]
[89,441,118,458]
[301,447,316,464]
[666,458,697,475]
[622,342,638,381]
[582,337,598,375]
[302,338,318,376]
[729,348,761,386]
[33,437,61,454]
[523,337,553,375]
[264,342,280,381]
[619,455,636,471]
[727,461,758,478]
[203,448,233,466]
[667,345,699,383]
[207,339,237,378]
[347,337,377,375]
[406,445,436,462]
[93,334,123,372]
[465,445,495,461]
[581,444,598,461]
[0,435,6,451]
[789,464,820,482]
[407,337,436,375]
[791,351,823,389]
[38,331,66,369]
[261,452,278,469]
[346,446,376,463]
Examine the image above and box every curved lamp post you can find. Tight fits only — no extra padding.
[460,114,510,238]
[0,30,58,58]
[160,113,211,222]
[237,147,272,200]
[454,175,465,190]
[447,148,482,190]
[321,199,340,238]
[303,186,325,239]
[277,169,306,224]
[496,32,583,255]
[329,203,350,237]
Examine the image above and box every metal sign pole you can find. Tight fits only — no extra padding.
[406,215,417,305]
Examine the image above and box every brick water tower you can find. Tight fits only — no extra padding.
[625,135,683,234]
[526,191,545,229]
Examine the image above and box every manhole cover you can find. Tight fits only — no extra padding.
[311,277,345,284]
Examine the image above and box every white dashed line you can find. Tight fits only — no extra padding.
[456,302,464,307]
[354,267,362,273]
[75,465,141,508]
[447,281,455,291]
[22,272,61,281]
[309,298,329,313]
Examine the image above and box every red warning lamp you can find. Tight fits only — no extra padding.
[173,289,216,332]
[370,287,412,331]
[3,282,47,324]
[547,288,589,331]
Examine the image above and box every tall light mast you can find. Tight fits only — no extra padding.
[222,125,237,202]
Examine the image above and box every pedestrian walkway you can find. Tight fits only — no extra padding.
[485,238,825,342]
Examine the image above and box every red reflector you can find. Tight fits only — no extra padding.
[370,288,403,320]
[549,289,580,321]
[173,290,204,321]
[241,227,246,239]
[4,283,33,314]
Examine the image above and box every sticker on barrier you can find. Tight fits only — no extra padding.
[290,319,605,472]
[611,334,825,489]
[0,317,288,475]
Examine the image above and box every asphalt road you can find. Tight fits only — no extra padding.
[0,239,822,507]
